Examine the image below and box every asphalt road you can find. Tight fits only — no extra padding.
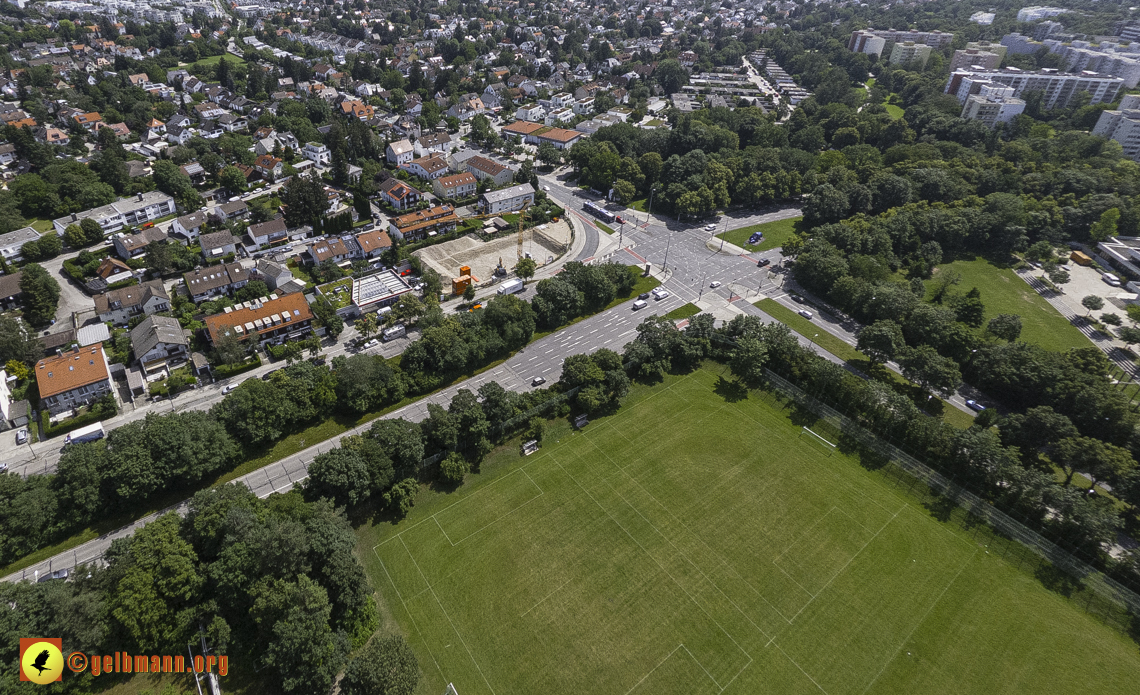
[3,289,684,583]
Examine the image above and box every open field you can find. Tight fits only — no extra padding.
[360,367,1139,695]
[717,216,801,252]
[926,258,1089,352]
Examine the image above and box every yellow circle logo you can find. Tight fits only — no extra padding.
[21,641,63,684]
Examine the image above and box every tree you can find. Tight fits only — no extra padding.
[358,313,379,339]
[1053,436,1133,487]
[439,452,469,484]
[986,314,1022,342]
[898,346,961,399]
[282,174,328,228]
[213,329,248,365]
[369,418,424,478]
[1127,304,1140,325]
[536,142,560,167]
[949,287,985,328]
[107,513,203,651]
[152,159,195,198]
[19,263,60,325]
[251,575,348,695]
[729,335,768,388]
[514,257,536,281]
[613,178,637,204]
[856,320,905,367]
[307,448,371,506]
[1082,295,1105,316]
[654,59,688,94]
[340,635,421,695]
[803,184,848,226]
[64,224,91,250]
[0,316,43,366]
[1089,207,1120,242]
[218,165,247,194]
[145,239,174,276]
[383,478,418,517]
[1117,325,1140,350]
[1047,266,1070,287]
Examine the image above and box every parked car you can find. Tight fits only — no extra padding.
[710,281,722,288]
[261,369,280,381]
[965,399,986,412]
[15,429,28,444]
[531,376,546,386]
[1103,273,1122,287]
[704,224,717,231]
[748,233,763,245]
[757,258,771,268]
[222,384,239,395]
[362,339,380,350]
[798,309,813,320]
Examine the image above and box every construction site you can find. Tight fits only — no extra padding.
[413,218,572,292]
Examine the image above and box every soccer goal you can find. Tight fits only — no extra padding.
[799,426,837,456]
[444,684,460,695]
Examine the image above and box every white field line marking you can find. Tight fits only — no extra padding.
[400,536,499,695]
[434,469,544,547]
[549,450,752,691]
[772,641,830,695]
[858,548,980,695]
[787,506,904,624]
[518,577,575,618]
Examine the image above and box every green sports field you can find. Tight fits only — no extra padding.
[362,367,1139,695]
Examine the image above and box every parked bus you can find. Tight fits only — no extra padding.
[583,201,616,223]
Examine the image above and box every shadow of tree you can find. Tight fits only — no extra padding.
[713,375,749,402]
[923,494,956,523]
[787,403,819,428]
[1034,563,1084,599]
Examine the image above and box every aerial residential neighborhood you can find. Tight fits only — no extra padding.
[1,1,1140,694]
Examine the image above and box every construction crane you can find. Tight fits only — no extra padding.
[516,200,530,259]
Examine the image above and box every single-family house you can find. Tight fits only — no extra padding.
[170,211,209,244]
[400,154,449,181]
[378,177,422,211]
[94,280,170,326]
[248,218,288,246]
[386,139,414,166]
[479,183,536,215]
[199,231,238,259]
[466,155,515,186]
[433,172,478,200]
[129,315,188,373]
[355,228,393,259]
[111,227,166,260]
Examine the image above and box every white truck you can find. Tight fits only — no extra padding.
[64,422,106,446]
[497,278,524,295]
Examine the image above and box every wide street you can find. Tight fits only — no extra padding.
[5,166,981,583]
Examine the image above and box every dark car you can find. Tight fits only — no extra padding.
[261,369,280,381]
[638,292,651,300]
[748,233,763,245]
[757,258,771,268]
[531,376,547,387]
[965,399,986,412]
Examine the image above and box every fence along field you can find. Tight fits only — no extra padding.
[365,368,1140,695]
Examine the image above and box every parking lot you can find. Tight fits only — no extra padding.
[1050,260,1128,320]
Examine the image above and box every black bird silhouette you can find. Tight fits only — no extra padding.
[31,649,52,676]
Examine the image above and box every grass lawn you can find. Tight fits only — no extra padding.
[717,216,801,253]
[755,299,975,429]
[28,218,54,234]
[629,198,648,212]
[597,221,617,235]
[191,53,247,69]
[926,258,1090,352]
[883,102,904,119]
[665,303,701,321]
[359,366,1140,695]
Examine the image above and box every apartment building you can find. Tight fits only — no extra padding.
[945,68,1123,109]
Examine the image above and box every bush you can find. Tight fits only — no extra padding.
[42,394,117,439]
[213,354,262,379]
[439,452,469,484]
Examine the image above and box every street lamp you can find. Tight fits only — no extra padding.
[644,186,657,229]
[809,333,818,350]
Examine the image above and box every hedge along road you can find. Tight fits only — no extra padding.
[3,289,687,583]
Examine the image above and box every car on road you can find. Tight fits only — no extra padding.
[15,429,28,444]
[222,384,239,395]
[362,339,380,350]
[791,293,804,302]
[653,290,671,300]
[798,309,813,320]
[261,369,280,380]
[704,224,717,231]
[632,299,648,310]
[710,281,722,288]
[542,185,550,191]
[638,292,651,300]
[0,463,7,473]
[965,399,986,411]
[756,258,771,268]
[531,376,546,386]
